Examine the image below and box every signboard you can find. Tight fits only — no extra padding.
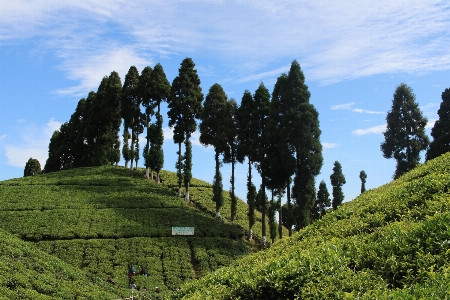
[172,227,194,236]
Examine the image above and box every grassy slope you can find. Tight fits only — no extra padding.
[0,228,121,300]
[175,152,450,299]
[0,165,283,299]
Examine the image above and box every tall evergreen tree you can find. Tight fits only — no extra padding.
[121,66,140,169]
[381,83,429,179]
[24,158,41,177]
[426,88,450,161]
[147,64,171,179]
[139,66,154,178]
[68,98,88,168]
[252,82,271,247]
[168,58,203,201]
[331,161,346,209]
[200,83,229,216]
[105,71,123,166]
[283,61,322,229]
[359,170,367,193]
[236,90,256,240]
[223,99,239,223]
[311,180,330,221]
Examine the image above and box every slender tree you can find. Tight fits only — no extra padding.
[311,180,330,221]
[139,66,154,178]
[331,161,346,209]
[223,99,239,223]
[183,139,193,202]
[104,71,123,166]
[268,192,277,244]
[236,90,256,240]
[121,66,140,169]
[381,83,429,179]
[148,64,171,179]
[24,158,41,177]
[200,83,229,216]
[359,170,367,193]
[252,82,271,247]
[168,58,203,201]
[426,88,450,161]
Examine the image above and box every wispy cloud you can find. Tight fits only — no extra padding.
[1,0,450,94]
[3,119,61,168]
[322,142,340,149]
[426,119,437,129]
[331,102,384,114]
[352,124,386,136]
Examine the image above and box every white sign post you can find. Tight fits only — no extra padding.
[172,227,194,235]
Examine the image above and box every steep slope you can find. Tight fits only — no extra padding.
[0,165,280,298]
[175,152,450,299]
[0,228,121,299]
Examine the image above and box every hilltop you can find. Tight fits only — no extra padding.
[175,152,450,299]
[0,166,283,299]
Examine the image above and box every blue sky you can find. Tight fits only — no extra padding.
[1,1,449,204]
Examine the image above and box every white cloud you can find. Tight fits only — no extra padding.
[1,1,450,91]
[331,102,355,110]
[331,102,384,114]
[421,103,438,111]
[352,124,386,136]
[0,134,6,140]
[54,47,151,97]
[322,142,339,149]
[3,119,62,168]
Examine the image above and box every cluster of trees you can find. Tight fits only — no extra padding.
[36,56,450,246]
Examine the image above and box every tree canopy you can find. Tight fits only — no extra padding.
[381,83,429,179]
[426,87,450,161]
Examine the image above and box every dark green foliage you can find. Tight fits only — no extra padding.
[223,99,239,223]
[426,87,450,161]
[200,83,229,215]
[183,139,193,202]
[44,123,72,173]
[360,170,367,193]
[24,158,41,177]
[174,152,450,300]
[139,66,154,177]
[311,180,330,221]
[212,152,224,217]
[331,161,346,209]
[381,83,429,179]
[121,66,141,169]
[148,112,165,182]
[168,58,203,198]
[275,61,322,230]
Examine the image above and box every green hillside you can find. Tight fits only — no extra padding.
[0,228,122,299]
[175,152,450,299]
[0,166,283,299]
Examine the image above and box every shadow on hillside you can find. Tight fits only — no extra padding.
[56,183,245,240]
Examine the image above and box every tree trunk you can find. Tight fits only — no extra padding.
[130,127,135,170]
[278,195,283,240]
[261,166,266,249]
[287,182,292,237]
[185,182,190,203]
[230,157,235,224]
[248,159,253,241]
[178,142,182,198]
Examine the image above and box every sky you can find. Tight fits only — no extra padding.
[1,0,449,205]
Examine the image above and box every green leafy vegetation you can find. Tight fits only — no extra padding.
[174,152,450,299]
[0,165,280,298]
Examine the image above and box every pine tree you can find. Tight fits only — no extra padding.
[252,83,271,246]
[311,180,330,221]
[139,66,154,178]
[200,83,229,216]
[236,90,256,240]
[168,58,203,200]
[426,88,450,161]
[381,83,429,179]
[223,99,239,223]
[281,61,322,229]
[359,170,367,193]
[24,158,41,176]
[121,66,140,169]
[331,161,346,209]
